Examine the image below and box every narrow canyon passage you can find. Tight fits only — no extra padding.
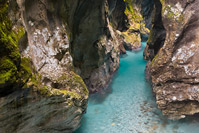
[76,42,199,133]
[2,0,199,132]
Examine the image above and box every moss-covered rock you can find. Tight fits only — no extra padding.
[117,0,150,51]
[124,0,143,23]
[0,0,27,96]
[0,57,17,85]
[28,71,89,100]
[1,0,89,132]
[121,30,141,50]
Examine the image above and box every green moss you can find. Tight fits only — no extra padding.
[168,11,174,18]
[0,0,19,87]
[35,84,82,99]
[160,0,164,5]
[11,27,25,44]
[151,52,159,65]
[0,0,27,91]
[122,31,138,42]
[0,24,20,64]
[124,0,143,22]
[177,14,184,23]
[72,72,89,96]
[38,86,52,97]
[0,57,17,84]
[28,70,89,100]
[147,29,153,44]
[57,71,89,97]
[17,58,32,87]
[122,0,149,43]
[20,58,31,74]
[162,4,184,23]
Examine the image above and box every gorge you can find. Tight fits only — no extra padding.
[1,0,199,133]
[76,42,199,133]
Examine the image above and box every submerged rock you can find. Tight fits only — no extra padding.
[145,0,199,120]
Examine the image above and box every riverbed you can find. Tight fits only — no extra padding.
[76,42,199,133]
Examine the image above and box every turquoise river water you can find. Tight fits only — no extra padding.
[76,42,199,133]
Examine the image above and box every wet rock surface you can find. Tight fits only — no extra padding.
[145,0,199,119]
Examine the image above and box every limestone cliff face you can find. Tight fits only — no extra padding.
[0,0,26,97]
[0,0,154,132]
[70,0,120,93]
[72,0,153,92]
[144,0,166,60]
[0,0,88,132]
[145,0,199,120]
[0,78,88,133]
[1,0,148,131]
[140,0,154,29]
[115,0,152,51]
[17,0,76,89]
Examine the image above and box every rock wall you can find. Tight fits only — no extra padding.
[0,0,154,132]
[72,0,154,92]
[0,0,26,97]
[116,0,152,51]
[70,0,120,93]
[144,0,166,60]
[0,0,88,132]
[140,0,154,29]
[145,0,199,120]
[1,0,147,131]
